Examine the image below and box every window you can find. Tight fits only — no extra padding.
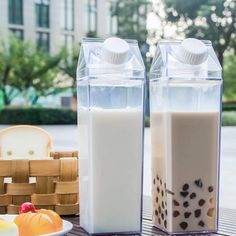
[8,0,23,25]
[88,0,97,34]
[63,34,74,52]
[35,0,50,28]
[9,29,24,40]
[37,32,50,51]
[61,0,74,30]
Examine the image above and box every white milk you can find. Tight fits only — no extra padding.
[151,111,219,233]
[79,108,143,234]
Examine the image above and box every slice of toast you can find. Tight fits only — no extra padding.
[0,125,52,159]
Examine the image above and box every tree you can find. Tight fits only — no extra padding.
[224,56,236,100]
[60,45,80,98]
[162,0,236,66]
[111,0,150,68]
[29,69,62,105]
[0,38,21,105]
[0,38,64,105]
[11,39,64,105]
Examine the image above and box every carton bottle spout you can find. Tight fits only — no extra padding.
[102,37,130,64]
[176,38,207,65]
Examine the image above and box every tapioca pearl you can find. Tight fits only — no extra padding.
[209,197,214,204]
[194,179,203,188]
[164,183,166,189]
[208,186,214,192]
[173,199,180,206]
[179,222,188,230]
[198,220,205,227]
[158,218,161,225]
[194,209,201,218]
[173,211,180,217]
[157,186,160,193]
[164,220,167,228]
[161,213,164,220]
[161,190,164,197]
[198,199,206,206]
[160,179,162,185]
[182,184,189,191]
[165,209,167,216]
[184,212,191,218]
[153,178,156,185]
[190,192,196,199]
[180,191,189,198]
[157,175,159,180]
[207,208,215,217]
[155,209,158,216]
[161,201,165,209]
[158,205,161,213]
[183,201,189,208]
[156,196,159,203]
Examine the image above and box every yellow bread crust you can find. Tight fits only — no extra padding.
[0,125,52,157]
[14,212,58,236]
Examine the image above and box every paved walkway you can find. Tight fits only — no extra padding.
[0,125,235,209]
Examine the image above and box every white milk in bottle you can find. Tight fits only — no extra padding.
[77,37,145,234]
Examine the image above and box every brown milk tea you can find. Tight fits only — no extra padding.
[151,111,219,233]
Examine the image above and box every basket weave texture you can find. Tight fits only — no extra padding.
[0,151,79,215]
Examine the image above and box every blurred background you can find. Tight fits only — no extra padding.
[0,0,236,209]
[0,0,235,124]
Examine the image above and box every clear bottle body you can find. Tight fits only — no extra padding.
[150,78,222,234]
[150,40,222,234]
[77,38,145,234]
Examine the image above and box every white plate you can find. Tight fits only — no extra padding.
[0,214,73,236]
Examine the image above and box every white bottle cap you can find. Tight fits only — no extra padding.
[177,38,207,65]
[102,37,130,64]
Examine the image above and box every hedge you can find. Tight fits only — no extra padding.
[0,107,77,125]
[1,107,236,126]
[222,102,236,111]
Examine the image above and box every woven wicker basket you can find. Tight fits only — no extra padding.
[0,151,79,215]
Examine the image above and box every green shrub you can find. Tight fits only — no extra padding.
[222,112,236,126]
[0,107,77,125]
[1,108,236,126]
[222,102,236,112]
[224,56,236,100]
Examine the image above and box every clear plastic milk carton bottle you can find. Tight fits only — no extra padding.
[150,38,222,234]
[77,37,145,235]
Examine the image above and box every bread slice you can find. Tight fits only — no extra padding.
[0,125,52,159]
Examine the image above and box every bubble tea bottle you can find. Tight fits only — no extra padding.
[77,37,145,234]
[150,38,222,234]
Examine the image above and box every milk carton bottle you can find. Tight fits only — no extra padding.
[77,37,145,234]
[150,38,222,234]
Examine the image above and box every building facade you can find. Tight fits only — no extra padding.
[0,0,113,54]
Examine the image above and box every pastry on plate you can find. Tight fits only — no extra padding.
[14,203,63,236]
